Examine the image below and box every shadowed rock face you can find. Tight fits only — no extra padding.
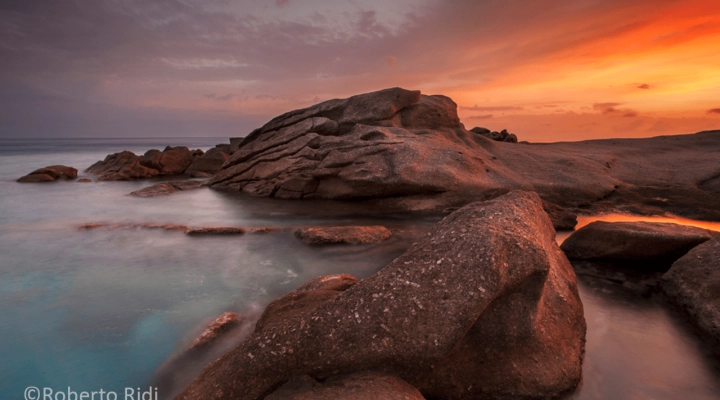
[87,146,198,181]
[561,221,717,266]
[207,87,720,220]
[175,191,586,400]
[264,372,426,400]
[661,239,720,351]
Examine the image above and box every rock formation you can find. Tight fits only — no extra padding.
[129,180,207,197]
[17,165,78,182]
[264,372,426,400]
[175,191,586,400]
[470,127,518,143]
[87,144,229,181]
[207,87,720,220]
[661,239,720,351]
[561,221,717,267]
[294,226,392,245]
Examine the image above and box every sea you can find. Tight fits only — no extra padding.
[1,138,718,399]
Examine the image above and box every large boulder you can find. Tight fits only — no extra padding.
[294,226,392,245]
[660,239,720,350]
[17,165,78,182]
[560,221,717,266]
[175,191,586,400]
[264,372,425,400]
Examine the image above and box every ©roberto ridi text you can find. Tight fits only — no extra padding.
[24,387,158,400]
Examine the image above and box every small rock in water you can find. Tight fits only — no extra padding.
[294,226,392,245]
[17,165,78,182]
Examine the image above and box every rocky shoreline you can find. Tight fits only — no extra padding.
[14,87,720,399]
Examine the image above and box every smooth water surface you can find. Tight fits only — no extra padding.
[1,138,718,399]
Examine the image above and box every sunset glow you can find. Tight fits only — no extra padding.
[1,0,719,140]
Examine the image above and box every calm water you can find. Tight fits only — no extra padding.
[0,138,718,399]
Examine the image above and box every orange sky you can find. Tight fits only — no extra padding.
[2,0,719,140]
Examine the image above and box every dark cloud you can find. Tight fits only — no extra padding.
[708,108,720,114]
[461,105,524,111]
[467,114,493,120]
[623,111,638,117]
[593,102,639,118]
[636,83,652,89]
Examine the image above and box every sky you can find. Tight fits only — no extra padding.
[1,0,719,141]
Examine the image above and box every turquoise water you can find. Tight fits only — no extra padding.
[0,138,718,399]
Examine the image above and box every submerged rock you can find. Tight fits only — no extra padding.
[129,180,206,197]
[294,226,392,245]
[186,227,246,235]
[661,239,720,350]
[17,165,78,182]
[175,191,586,400]
[264,372,425,400]
[561,221,717,266]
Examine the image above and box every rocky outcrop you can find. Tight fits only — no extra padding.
[87,146,202,181]
[542,200,578,231]
[175,191,586,400]
[470,127,518,143]
[129,180,206,197]
[186,227,246,235]
[17,165,78,182]
[560,221,717,266]
[294,226,392,245]
[207,87,720,220]
[185,146,230,177]
[264,372,425,400]
[77,222,248,236]
[660,239,720,350]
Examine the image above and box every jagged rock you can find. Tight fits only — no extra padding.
[561,221,717,266]
[185,146,229,176]
[264,372,425,400]
[129,180,206,197]
[87,146,196,181]
[190,312,243,350]
[542,200,578,231]
[175,191,586,400]
[17,165,78,182]
[294,226,392,245]
[661,239,720,350]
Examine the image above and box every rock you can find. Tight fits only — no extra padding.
[17,165,78,182]
[229,137,243,154]
[78,222,190,232]
[185,146,229,176]
[265,372,425,400]
[294,226,392,245]
[154,311,261,400]
[560,221,717,266]
[87,151,159,181]
[175,191,586,400]
[186,227,246,235]
[470,127,518,143]
[78,178,92,183]
[660,239,720,350]
[470,127,491,135]
[88,146,195,180]
[542,200,578,231]
[129,180,206,197]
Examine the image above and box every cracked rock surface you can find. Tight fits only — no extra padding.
[175,191,586,400]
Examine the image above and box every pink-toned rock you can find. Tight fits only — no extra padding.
[129,180,206,197]
[265,372,425,400]
[190,312,243,350]
[294,226,392,245]
[17,165,78,182]
[185,146,229,176]
[185,227,246,235]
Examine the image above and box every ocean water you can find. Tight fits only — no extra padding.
[0,138,718,399]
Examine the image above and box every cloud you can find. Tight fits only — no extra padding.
[636,83,652,89]
[461,105,524,111]
[593,103,623,114]
[467,114,493,120]
[276,0,289,7]
[708,108,720,114]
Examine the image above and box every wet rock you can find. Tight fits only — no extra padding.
[186,227,246,235]
[560,221,717,266]
[661,239,720,350]
[265,372,425,400]
[78,178,92,183]
[190,312,243,350]
[17,165,78,182]
[294,226,392,245]
[78,222,190,232]
[175,191,586,400]
[129,180,206,197]
[542,200,578,231]
[185,146,229,176]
